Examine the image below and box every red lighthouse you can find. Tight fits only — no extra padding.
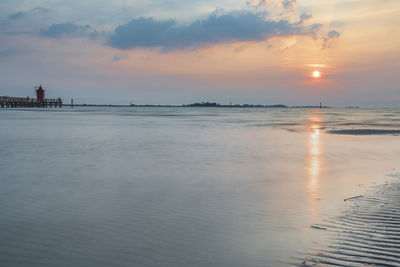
[36,85,45,103]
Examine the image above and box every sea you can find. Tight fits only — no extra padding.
[1,107,400,266]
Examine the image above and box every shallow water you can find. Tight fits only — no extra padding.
[0,107,399,266]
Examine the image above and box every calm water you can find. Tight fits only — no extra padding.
[1,107,399,266]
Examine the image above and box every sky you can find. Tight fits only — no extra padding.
[0,0,399,106]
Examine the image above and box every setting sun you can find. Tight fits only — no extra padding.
[312,70,321,78]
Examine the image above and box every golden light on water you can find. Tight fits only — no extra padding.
[310,126,321,157]
[306,115,323,217]
[308,119,322,192]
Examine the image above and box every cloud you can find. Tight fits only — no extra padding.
[31,7,50,14]
[112,53,129,62]
[246,0,273,7]
[40,22,90,38]
[323,30,340,48]
[0,48,28,58]
[108,12,319,51]
[309,23,323,39]
[7,7,49,20]
[328,30,340,39]
[247,0,295,8]
[8,12,25,20]
[282,0,296,9]
[299,13,312,24]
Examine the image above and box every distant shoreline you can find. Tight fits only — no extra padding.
[62,103,338,108]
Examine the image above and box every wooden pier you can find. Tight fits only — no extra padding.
[1,85,62,108]
[0,96,62,108]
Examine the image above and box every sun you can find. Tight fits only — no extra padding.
[312,70,321,78]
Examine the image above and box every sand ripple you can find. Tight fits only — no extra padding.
[327,129,400,135]
[297,180,400,266]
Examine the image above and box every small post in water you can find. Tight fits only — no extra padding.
[71,98,74,108]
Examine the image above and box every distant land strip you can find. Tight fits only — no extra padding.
[63,102,335,108]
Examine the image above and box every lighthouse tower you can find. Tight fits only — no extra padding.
[36,85,45,103]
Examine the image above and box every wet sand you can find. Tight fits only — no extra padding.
[328,129,400,135]
[299,173,400,266]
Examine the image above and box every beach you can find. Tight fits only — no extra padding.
[0,107,399,266]
[300,177,400,266]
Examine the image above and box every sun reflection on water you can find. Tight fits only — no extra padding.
[306,114,324,217]
[308,117,322,194]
